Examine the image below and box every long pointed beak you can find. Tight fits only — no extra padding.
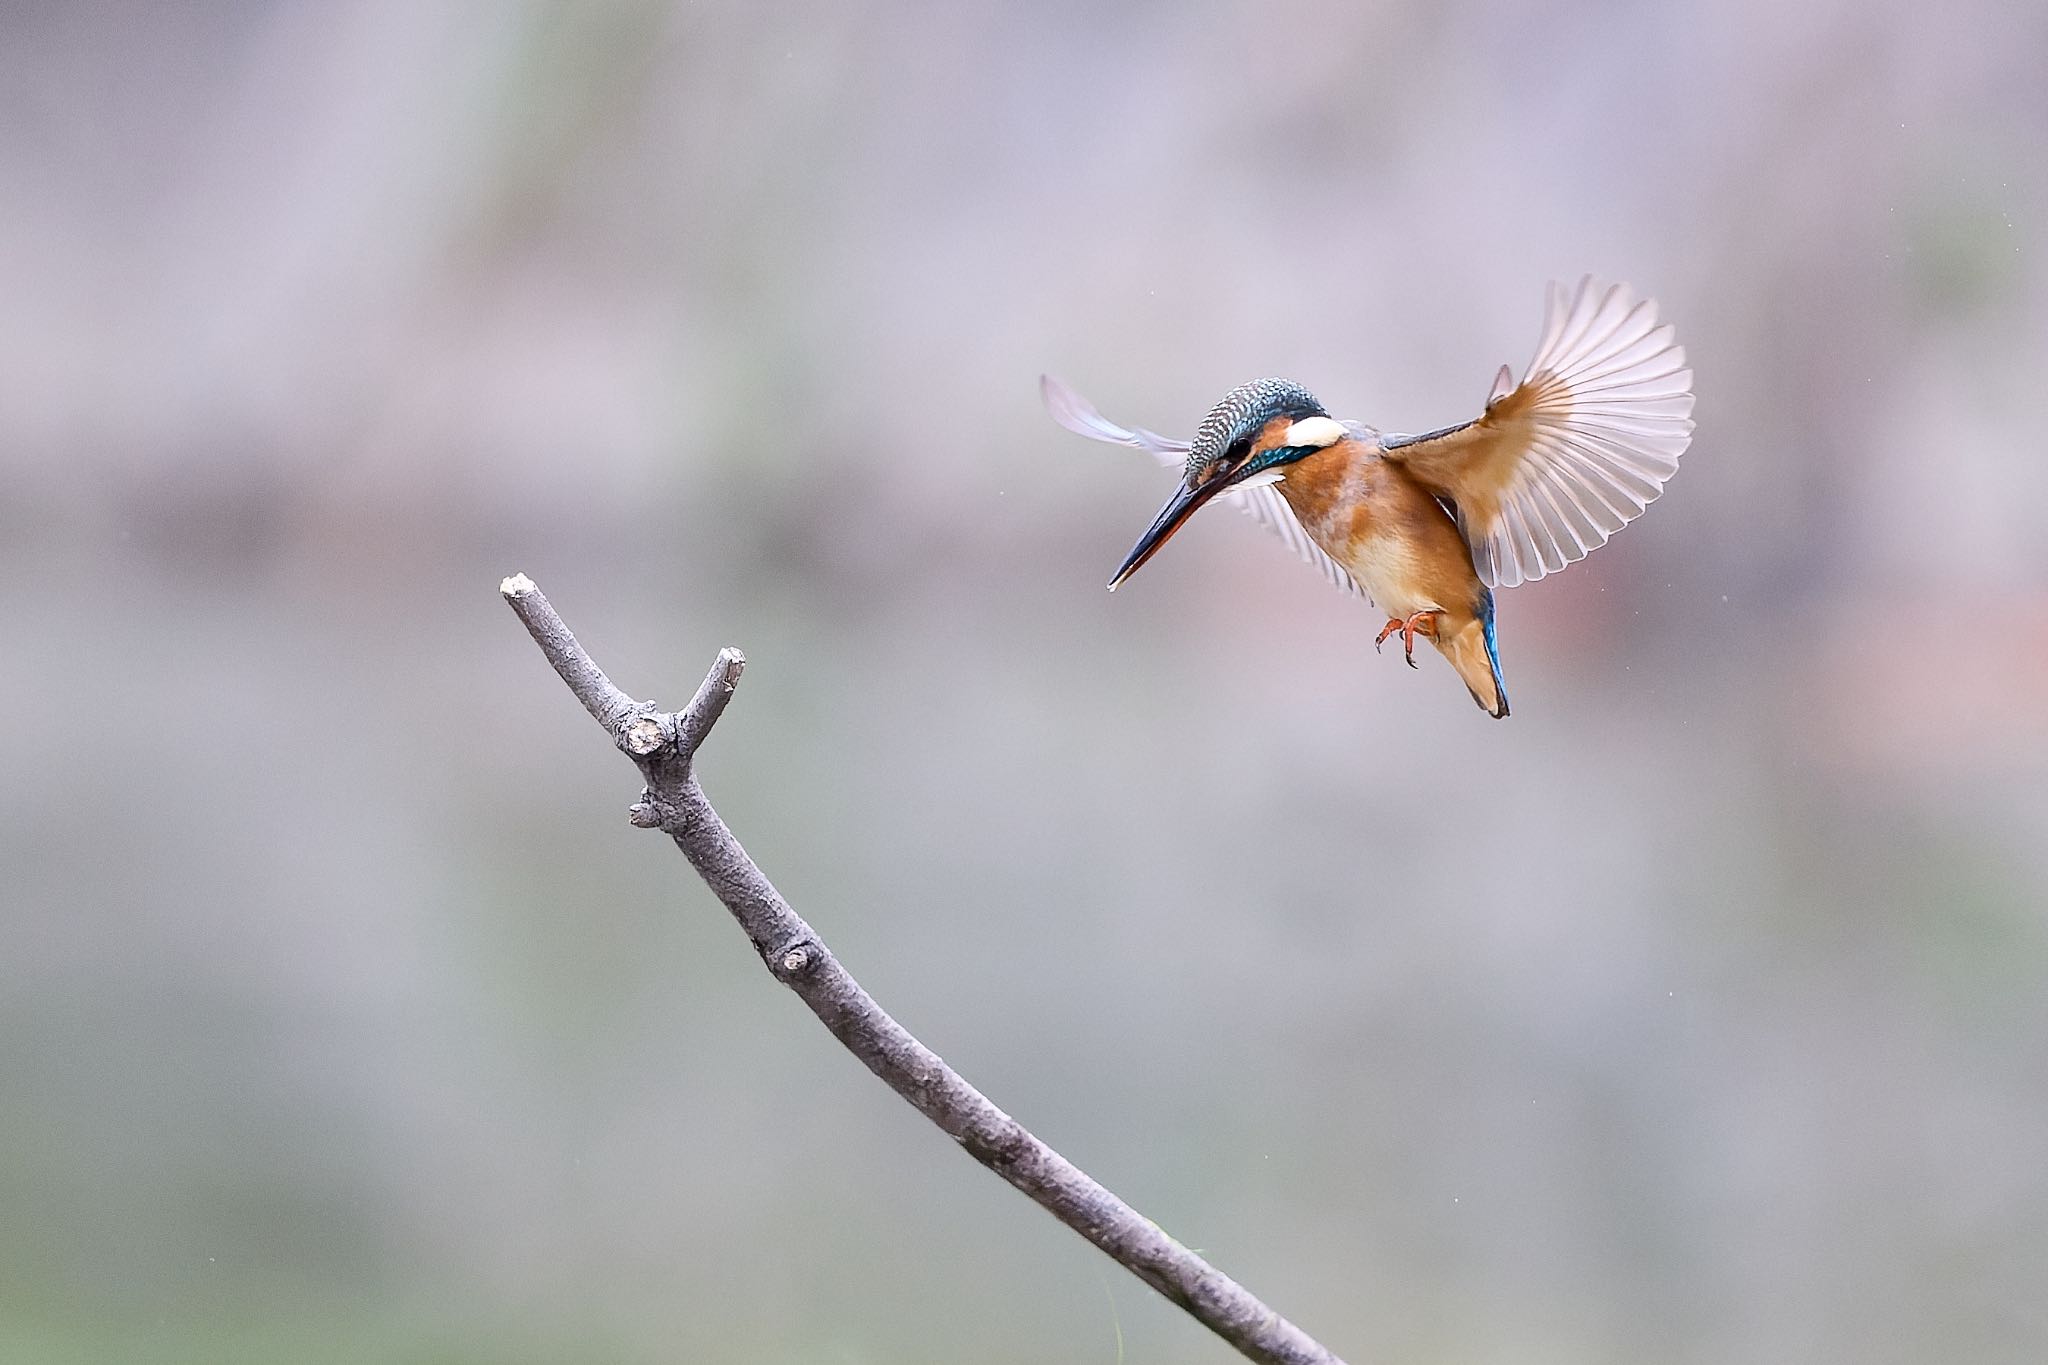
[1108,475,1228,590]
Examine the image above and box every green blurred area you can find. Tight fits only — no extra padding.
[3,1,2046,1361]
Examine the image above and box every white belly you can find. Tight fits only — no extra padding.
[1327,528,1443,619]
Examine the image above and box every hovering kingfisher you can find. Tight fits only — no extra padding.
[1043,277,1695,718]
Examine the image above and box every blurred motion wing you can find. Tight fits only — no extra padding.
[1378,278,1695,588]
[1039,373,1189,464]
[1229,482,1367,598]
[1041,375,1366,600]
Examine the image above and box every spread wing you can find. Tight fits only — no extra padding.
[1040,375,1367,599]
[1379,277,1695,588]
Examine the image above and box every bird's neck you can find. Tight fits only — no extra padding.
[1273,436,1371,530]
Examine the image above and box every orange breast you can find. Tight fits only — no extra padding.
[1278,440,1484,616]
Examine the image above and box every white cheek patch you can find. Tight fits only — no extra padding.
[1281,416,1346,448]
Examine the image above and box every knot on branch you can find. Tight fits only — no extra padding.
[628,791,688,832]
[617,709,674,757]
[768,935,822,981]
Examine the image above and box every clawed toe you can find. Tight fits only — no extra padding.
[1376,612,1443,668]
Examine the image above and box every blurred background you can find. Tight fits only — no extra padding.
[5,1,2046,1361]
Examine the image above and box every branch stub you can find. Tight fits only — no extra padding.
[620,714,669,756]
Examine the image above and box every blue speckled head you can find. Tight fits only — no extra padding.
[1187,378,1326,480]
[1106,377,1331,590]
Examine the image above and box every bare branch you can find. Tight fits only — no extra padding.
[499,573,1349,1365]
[499,574,640,735]
[677,646,745,757]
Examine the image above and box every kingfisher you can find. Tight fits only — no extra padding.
[1043,277,1695,718]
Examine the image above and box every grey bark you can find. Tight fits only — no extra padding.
[499,573,1348,1365]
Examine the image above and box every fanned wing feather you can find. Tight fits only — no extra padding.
[1039,375,1367,599]
[1380,278,1695,588]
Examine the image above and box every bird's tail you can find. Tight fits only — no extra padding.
[1439,593,1509,718]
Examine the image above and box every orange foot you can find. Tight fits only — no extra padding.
[1374,611,1443,669]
